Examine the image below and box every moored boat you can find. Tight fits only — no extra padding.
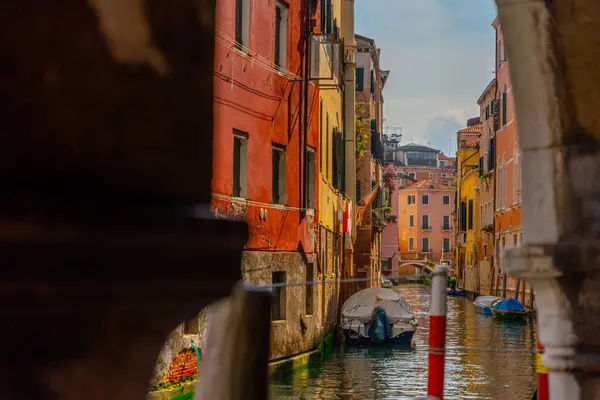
[473,296,502,316]
[490,298,527,320]
[446,287,464,296]
[341,288,418,346]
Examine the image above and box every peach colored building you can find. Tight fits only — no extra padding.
[493,17,522,299]
[397,180,455,277]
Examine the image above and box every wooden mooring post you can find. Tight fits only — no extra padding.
[195,285,271,400]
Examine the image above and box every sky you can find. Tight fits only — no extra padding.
[355,0,497,155]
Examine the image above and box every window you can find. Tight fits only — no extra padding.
[442,195,450,206]
[422,237,430,253]
[409,214,414,228]
[332,128,344,189]
[320,0,332,34]
[496,159,501,209]
[183,314,198,335]
[233,130,248,197]
[235,0,250,48]
[408,237,414,252]
[513,144,519,204]
[305,263,314,315]
[407,195,415,205]
[272,144,286,204]
[468,199,473,230]
[422,214,430,230]
[441,173,447,178]
[370,69,375,94]
[326,113,330,180]
[306,148,316,209]
[502,154,507,208]
[439,160,446,167]
[443,215,450,231]
[513,234,518,246]
[274,1,288,68]
[502,91,507,126]
[460,201,467,231]
[480,204,484,229]
[356,67,364,92]
[408,172,416,180]
[271,271,286,321]
[356,180,361,201]
[497,39,503,68]
[443,238,450,253]
[422,195,429,205]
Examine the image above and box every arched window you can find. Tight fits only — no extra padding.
[502,153,507,208]
[496,158,501,210]
[513,144,518,204]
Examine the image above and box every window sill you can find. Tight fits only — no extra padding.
[270,203,287,210]
[271,320,286,324]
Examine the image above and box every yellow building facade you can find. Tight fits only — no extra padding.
[455,126,482,292]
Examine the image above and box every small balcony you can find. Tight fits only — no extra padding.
[372,211,386,233]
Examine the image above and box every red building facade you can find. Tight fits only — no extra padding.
[210,0,324,362]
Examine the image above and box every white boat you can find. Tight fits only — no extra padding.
[473,296,502,316]
[341,288,418,346]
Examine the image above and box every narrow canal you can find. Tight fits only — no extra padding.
[271,284,537,399]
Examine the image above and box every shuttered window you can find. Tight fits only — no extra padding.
[356,67,364,92]
[272,144,286,204]
[468,199,474,230]
[502,92,507,126]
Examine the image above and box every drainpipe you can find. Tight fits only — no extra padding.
[302,0,312,209]
[342,0,356,246]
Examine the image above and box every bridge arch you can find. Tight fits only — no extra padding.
[396,262,434,280]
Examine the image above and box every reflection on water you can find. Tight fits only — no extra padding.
[271,284,537,399]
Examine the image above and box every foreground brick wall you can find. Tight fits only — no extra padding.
[164,349,199,385]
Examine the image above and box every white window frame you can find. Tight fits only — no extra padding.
[442,195,450,206]
[274,0,289,69]
[272,144,286,205]
[235,0,251,49]
[422,194,429,205]
[409,214,414,228]
[421,237,430,253]
[442,215,450,231]
[442,237,450,253]
[513,144,519,205]
[422,214,430,230]
[502,153,507,208]
[408,237,414,252]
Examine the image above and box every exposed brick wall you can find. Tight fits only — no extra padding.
[164,349,199,385]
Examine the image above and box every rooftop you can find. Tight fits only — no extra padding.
[457,125,482,134]
[401,179,454,191]
[397,143,440,153]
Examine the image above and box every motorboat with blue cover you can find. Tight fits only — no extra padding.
[473,296,502,316]
[341,288,418,346]
[490,298,527,320]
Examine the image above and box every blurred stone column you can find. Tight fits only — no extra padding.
[497,0,600,398]
[0,1,246,399]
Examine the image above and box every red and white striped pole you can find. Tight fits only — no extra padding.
[536,335,549,400]
[427,266,448,400]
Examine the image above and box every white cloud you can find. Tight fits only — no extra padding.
[356,0,496,152]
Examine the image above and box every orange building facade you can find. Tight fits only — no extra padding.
[492,18,523,299]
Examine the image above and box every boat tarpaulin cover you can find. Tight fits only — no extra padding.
[342,288,413,324]
[492,298,525,312]
[474,296,501,308]
[367,306,392,342]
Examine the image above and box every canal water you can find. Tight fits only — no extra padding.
[271,284,537,399]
